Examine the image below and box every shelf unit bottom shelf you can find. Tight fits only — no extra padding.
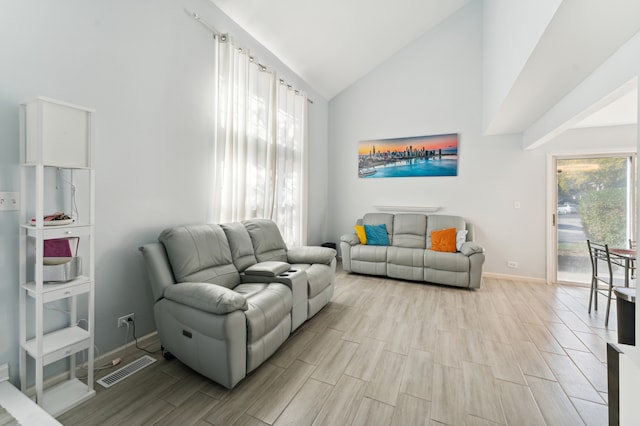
[38,378,95,417]
[23,326,91,365]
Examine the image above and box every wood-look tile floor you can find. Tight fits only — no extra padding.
[59,266,619,425]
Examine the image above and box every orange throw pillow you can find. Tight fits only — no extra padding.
[431,228,457,252]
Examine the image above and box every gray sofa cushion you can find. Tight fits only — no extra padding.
[424,250,470,273]
[244,283,293,372]
[387,247,425,267]
[244,261,291,277]
[244,283,292,343]
[424,250,471,288]
[233,283,268,298]
[305,264,334,298]
[350,244,388,263]
[159,225,240,288]
[243,219,288,262]
[164,282,248,314]
[287,246,337,265]
[221,222,258,271]
[426,215,467,249]
[350,245,388,276]
[392,214,427,248]
[362,213,394,245]
[387,246,425,282]
[460,241,484,256]
[139,243,176,302]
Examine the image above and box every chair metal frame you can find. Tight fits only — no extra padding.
[587,240,629,326]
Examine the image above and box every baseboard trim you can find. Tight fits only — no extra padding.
[483,272,548,284]
[21,331,158,398]
[94,331,159,365]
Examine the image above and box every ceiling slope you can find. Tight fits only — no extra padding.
[484,0,640,135]
[209,0,470,100]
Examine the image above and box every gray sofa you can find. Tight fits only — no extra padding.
[340,213,485,288]
[140,219,336,388]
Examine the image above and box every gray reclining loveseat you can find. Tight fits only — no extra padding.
[140,219,336,388]
[341,213,485,288]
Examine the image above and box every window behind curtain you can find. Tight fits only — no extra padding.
[211,35,308,246]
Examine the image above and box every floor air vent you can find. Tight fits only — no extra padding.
[97,355,156,388]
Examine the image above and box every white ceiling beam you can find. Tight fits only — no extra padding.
[522,32,640,150]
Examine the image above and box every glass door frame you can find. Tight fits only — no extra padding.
[547,149,637,285]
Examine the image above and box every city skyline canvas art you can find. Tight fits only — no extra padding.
[358,133,459,178]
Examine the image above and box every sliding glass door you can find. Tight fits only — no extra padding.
[555,155,636,284]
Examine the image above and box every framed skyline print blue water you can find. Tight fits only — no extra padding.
[358,133,458,178]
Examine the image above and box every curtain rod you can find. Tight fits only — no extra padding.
[185,8,314,105]
[184,8,220,36]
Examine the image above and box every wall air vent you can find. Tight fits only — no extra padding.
[96,355,156,388]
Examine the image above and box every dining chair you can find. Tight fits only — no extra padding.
[629,239,636,279]
[587,240,627,326]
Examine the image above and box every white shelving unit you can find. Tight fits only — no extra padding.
[18,97,96,417]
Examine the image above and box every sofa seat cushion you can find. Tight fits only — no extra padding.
[424,248,471,287]
[424,250,470,273]
[387,247,425,267]
[288,263,333,299]
[350,245,388,276]
[350,245,388,263]
[244,282,292,372]
[305,264,334,298]
[387,247,425,281]
[244,283,292,343]
[233,283,268,298]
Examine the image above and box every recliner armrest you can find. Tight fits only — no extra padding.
[164,282,248,314]
[287,246,336,265]
[244,261,291,277]
[460,241,484,256]
[340,233,360,246]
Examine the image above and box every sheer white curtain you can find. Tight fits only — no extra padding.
[211,35,308,246]
[273,83,308,246]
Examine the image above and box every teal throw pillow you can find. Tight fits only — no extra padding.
[364,224,389,246]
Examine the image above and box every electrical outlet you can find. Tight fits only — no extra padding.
[0,192,19,211]
[507,261,518,268]
[117,313,135,328]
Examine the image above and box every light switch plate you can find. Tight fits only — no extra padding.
[0,192,19,211]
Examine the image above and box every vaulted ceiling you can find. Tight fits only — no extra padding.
[210,0,639,135]
[209,0,471,100]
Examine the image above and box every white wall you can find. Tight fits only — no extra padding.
[0,0,329,385]
[327,1,636,281]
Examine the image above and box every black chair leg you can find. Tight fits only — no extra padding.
[605,284,614,327]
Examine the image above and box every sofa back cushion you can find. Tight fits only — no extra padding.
[243,219,288,262]
[159,225,240,289]
[392,214,427,248]
[221,222,258,272]
[362,213,394,245]
[426,215,467,249]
